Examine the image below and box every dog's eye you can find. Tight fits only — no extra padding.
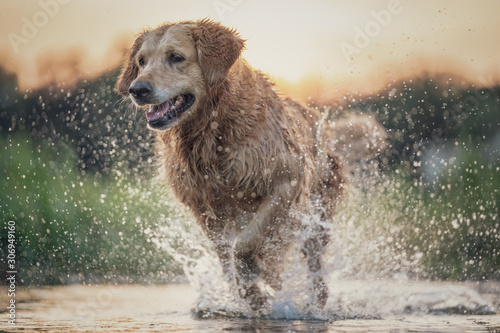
[169,54,185,64]
[138,57,145,67]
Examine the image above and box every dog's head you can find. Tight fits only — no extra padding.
[116,19,245,131]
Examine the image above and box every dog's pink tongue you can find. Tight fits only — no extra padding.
[146,102,170,122]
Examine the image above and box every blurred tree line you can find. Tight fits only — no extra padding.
[0,64,498,284]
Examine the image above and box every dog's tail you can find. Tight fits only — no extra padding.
[326,113,387,163]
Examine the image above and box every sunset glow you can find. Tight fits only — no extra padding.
[1,0,499,98]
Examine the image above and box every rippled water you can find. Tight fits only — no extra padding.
[4,283,499,332]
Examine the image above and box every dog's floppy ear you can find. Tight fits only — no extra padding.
[115,31,150,96]
[191,19,245,88]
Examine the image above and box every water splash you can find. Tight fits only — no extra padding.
[150,171,496,319]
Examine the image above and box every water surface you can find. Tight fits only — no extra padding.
[3,282,498,332]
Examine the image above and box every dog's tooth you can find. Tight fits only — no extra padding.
[168,98,176,110]
[172,95,183,109]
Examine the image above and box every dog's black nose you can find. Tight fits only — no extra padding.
[129,82,152,99]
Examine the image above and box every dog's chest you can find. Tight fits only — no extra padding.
[180,170,264,222]
[168,144,267,203]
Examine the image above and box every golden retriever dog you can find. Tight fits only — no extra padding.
[116,19,386,312]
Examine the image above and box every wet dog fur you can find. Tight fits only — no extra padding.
[116,19,385,312]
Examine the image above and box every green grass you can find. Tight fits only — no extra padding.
[411,148,500,280]
[0,133,182,285]
[1,134,498,285]
[327,145,499,281]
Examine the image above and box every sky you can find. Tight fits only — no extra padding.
[1,0,500,98]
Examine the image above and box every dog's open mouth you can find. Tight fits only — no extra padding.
[145,93,195,129]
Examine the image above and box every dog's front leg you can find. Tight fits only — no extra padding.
[232,183,297,311]
[201,217,233,277]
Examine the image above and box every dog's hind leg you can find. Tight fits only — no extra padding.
[301,150,342,310]
[301,223,330,310]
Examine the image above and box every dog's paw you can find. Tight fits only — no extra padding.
[239,280,275,312]
[313,275,328,309]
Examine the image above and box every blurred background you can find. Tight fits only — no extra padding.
[0,0,498,285]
